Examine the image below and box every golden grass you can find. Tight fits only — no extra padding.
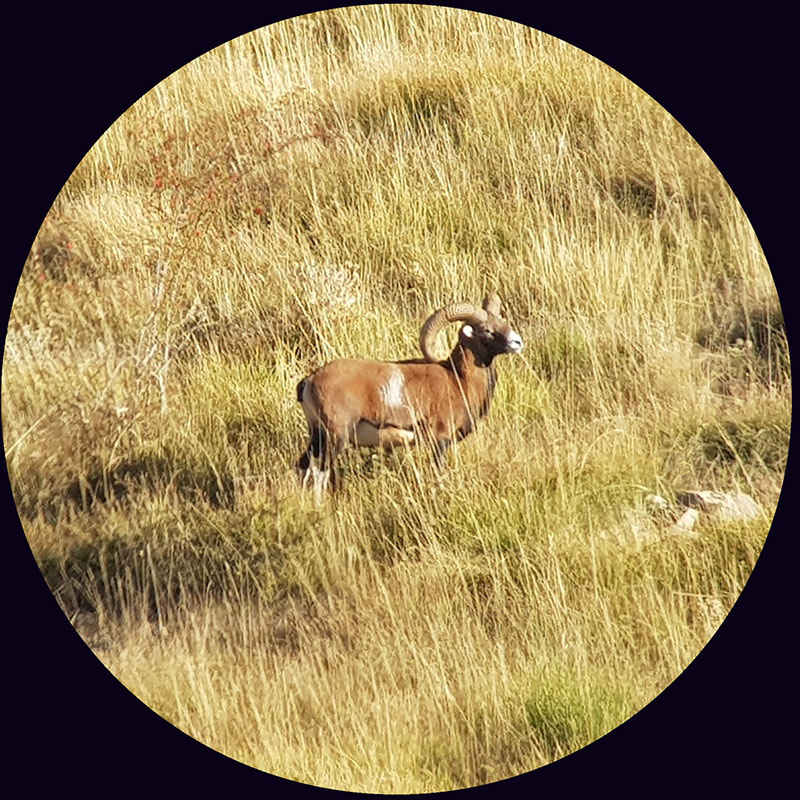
[3,5,789,793]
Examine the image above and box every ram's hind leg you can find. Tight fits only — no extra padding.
[298,425,343,502]
[299,425,326,499]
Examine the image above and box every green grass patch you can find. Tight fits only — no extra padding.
[523,669,635,758]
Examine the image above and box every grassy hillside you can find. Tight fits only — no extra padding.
[2,6,789,793]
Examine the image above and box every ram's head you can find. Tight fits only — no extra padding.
[419,293,523,363]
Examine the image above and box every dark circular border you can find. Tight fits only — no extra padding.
[4,4,794,797]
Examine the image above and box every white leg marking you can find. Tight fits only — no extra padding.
[300,452,330,502]
[312,466,329,503]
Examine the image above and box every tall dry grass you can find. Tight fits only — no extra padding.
[2,6,789,793]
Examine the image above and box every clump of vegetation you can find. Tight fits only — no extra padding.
[523,671,634,757]
[3,5,788,794]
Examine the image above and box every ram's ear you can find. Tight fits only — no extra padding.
[482,293,502,316]
[462,324,474,338]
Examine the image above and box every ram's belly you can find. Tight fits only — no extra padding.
[352,421,416,449]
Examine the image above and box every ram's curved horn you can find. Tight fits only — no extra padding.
[419,303,488,362]
[482,293,502,316]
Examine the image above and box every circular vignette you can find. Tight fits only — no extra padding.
[4,5,794,796]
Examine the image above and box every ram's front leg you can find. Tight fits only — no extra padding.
[429,437,453,491]
[431,437,453,470]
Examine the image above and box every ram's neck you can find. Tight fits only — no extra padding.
[448,345,497,420]
[448,343,495,375]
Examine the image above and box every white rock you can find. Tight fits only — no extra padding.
[645,493,669,510]
[677,490,761,522]
[644,493,678,524]
[675,508,699,530]
[667,508,700,538]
